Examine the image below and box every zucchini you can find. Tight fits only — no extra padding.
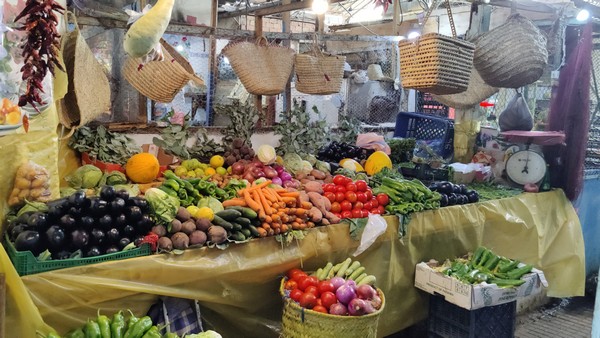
[336,258,353,277]
[240,228,252,237]
[230,222,243,231]
[226,206,258,219]
[357,275,376,286]
[216,209,242,221]
[212,215,234,230]
[230,231,246,242]
[319,263,334,280]
[348,267,366,281]
[235,217,252,227]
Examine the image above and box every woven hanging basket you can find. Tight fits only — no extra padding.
[295,51,346,95]
[474,13,548,88]
[59,12,111,137]
[123,39,204,103]
[280,279,385,338]
[222,37,295,96]
[399,0,475,95]
[431,65,498,108]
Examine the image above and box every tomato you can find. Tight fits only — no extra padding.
[336,192,346,203]
[346,183,357,192]
[312,305,328,313]
[285,280,298,290]
[365,190,373,201]
[290,288,304,302]
[353,201,364,210]
[335,185,347,194]
[321,291,337,309]
[341,200,352,211]
[316,298,323,307]
[325,192,336,203]
[323,184,336,193]
[318,281,335,294]
[376,193,390,206]
[363,201,372,211]
[341,210,353,219]
[299,292,318,309]
[355,180,368,192]
[305,285,320,297]
[377,205,386,214]
[371,198,379,208]
[331,202,341,213]
[352,209,363,218]
[333,212,342,219]
[371,208,381,215]
[287,268,305,280]
[333,175,347,186]
[361,209,369,218]
[298,275,318,291]
[357,192,368,203]
[345,191,357,203]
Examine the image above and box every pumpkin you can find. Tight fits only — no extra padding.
[364,151,392,176]
[126,153,160,183]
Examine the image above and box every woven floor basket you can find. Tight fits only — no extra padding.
[431,66,498,108]
[474,13,548,88]
[222,37,295,96]
[399,33,475,95]
[280,279,385,338]
[123,39,204,103]
[295,53,346,95]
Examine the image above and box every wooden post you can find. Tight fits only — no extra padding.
[282,0,292,114]
[0,273,5,338]
[207,0,218,125]
[254,15,264,115]
[317,14,325,33]
[393,0,401,36]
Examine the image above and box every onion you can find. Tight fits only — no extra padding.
[243,173,255,182]
[274,165,285,174]
[335,283,356,305]
[329,303,348,316]
[254,171,266,178]
[356,284,377,300]
[264,166,279,179]
[330,277,345,291]
[347,298,368,316]
[280,172,292,182]
[271,177,283,186]
[346,279,357,291]
[524,183,539,193]
[232,162,245,175]
[370,294,382,310]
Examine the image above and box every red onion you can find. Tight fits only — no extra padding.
[524,183,539,193]
[346,279,357,291]
[347,298,368,316]
[271,177,283,186]
[329,303,348,316]
[264,166,279,179]
[335,283,356,305]
[280,172,292,182]
[231,162,245,175]
[273,165,285,174]
[329,277,345,291]
[356,284,377,300]
[370,294,382,310]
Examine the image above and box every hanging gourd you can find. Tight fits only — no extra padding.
[123,0,175,61]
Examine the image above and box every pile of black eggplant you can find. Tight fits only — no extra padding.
[317,141,374,163]
[428,181,479,207]
[5,186,154,259]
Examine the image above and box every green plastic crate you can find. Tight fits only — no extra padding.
[3,236,152,276]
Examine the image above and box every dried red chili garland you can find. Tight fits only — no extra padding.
[14,0,65,112]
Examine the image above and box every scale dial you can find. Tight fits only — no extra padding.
[505,150,547,185]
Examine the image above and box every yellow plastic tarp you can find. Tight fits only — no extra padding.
[1,190,584,338]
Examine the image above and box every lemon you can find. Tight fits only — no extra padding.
[187,171,197,178]
[187,206,200,218]
[194,168,205,177]
[174,166,188,177]
[227,166,233,174]
[199,163,209,170]
[210,155,225,169]
[205,167,216,176]
[6,111,20,125]
[190,158,202,169]
[196,207,214,221]
[216,167,227,176]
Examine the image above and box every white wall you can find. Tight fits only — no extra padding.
[127,131,281,151]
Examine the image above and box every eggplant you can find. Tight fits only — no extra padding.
[114,214,127,228]
[100,186,116,201]
[67,190,87,207]
[118,237,131,250]
[10,224,29,241]
[452,184,462,194]
[106,228,120,244]
[14,230,42,255]
[80,216,95,230]
[439,194,448,207]
[437,182,453,195]
[428,183,439,192]
[5,220,18,238]
[68,206,83,218]
[461,195,470,205]
[459,184,468,195]
[126,206,142,222]
[45,225,66,250]
[53,250,72,260]
[71,229,89,249]
[447,193,458,206]
[90,228,106,245]
[122,225,136,238]
[466,190,480,203]
[110,198,126,215]
[128,197,149,211]
[86,246,102,257]
[88,198,109,217]
[115,190,130,201]
[16,212,35,225]
[136,214,153,234]
[60,214,77,231]
[47,198,68,219]
[105,245,119,255]
[133,235,145,247]
[98,214,113,230]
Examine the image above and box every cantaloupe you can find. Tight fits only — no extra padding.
[126,153,160,183]
[364,151,392,176]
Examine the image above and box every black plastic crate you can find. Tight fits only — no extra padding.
[400,164,450,182]
[427,295,516,338]
[393,112,454,159]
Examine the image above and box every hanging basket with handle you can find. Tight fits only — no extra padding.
[222,37,295,96]
[123,39,204,103]
[399,0,475,95]
[294,37,346,95]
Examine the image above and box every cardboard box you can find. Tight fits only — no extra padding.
[141,144,179,166]
[414,262,548,310]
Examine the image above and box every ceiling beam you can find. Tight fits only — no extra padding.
[219,0,349,19]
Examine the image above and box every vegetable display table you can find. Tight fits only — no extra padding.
[0,190,584,338]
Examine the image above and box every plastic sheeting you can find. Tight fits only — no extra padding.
[0,190,584,338]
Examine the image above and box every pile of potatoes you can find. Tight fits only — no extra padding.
[154,207,227,252]
[9,161,51,207]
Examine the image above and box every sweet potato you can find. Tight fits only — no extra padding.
[324,211,341,224]
[308,207,323,223]
[310,169,327,180]
[307,192,327,212]
[304,181,323,194]
[299,191,310,203]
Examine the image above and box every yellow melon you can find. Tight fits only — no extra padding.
[364,151,392,176]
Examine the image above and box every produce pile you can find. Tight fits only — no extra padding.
[322,175,389,219]
[42,309,221,338]
[428,181,479,207]
[317,141,373,164]
[431,246,534,287]
[283,259,382,316]
[0,98,22,127]
[372,177,440,215]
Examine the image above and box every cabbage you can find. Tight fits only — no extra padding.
[112,184,140,197]
[305,154,317,166]
[145,188,180,225]
[283,153,303,175]
[300,160,313,175]
[184,331,222,338]
[315,160,331,173]
[105,171,128,185]
[66,165,103,189]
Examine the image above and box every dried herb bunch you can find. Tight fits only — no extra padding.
[69,126,140,165]
[274,100,330,157]
[215,100,261,149]
[14,0,65,111]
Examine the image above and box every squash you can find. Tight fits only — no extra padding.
[123,0,175,59]
[257,145,277,165]
[340,158,364,172]
[364,151,392,176]
[126,153,160,183]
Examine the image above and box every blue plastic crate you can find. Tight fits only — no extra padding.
[427,295,516,338]
[393,112,454,158]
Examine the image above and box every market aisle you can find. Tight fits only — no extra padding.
[515,297,595,338]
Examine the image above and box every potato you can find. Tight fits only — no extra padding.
[15,177,30,190]
[18,189,29,199]
[31,177,46,188]
[310,169,327,180]
[171,232,189,250]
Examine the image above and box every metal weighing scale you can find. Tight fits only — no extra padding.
[500,131,566,186]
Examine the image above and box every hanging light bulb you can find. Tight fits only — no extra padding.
[312,0,329,15]
[576,9,590,22]
[407,31,421,40]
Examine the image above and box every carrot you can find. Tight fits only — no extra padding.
[281,196,297,204]
[271,214,281,223]
[257,189,275,215]
[274,228,281,235]
[279,191,300,198]
[307,221,315,228]
[271,222,281,229]
[264,215,273,224]
[295,208,306,217]
[237,180,272,196]
[280,223,289,233]
[222,198,247,207]
[257,227,268,238]
[243,191,262,212]
[263,188,280,203]
[281,214,290,223]
[268,229,275,236]
[261,223,271,230]
[301,201,312,210]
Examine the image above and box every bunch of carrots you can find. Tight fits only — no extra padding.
[222,180,315,237]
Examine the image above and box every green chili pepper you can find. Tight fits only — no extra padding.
[499,260,520,273]
[64,329,85,338]
[489,278,526,287]
[158,185,178,197]
[162,333,179,338]
[97,312,111,338]
[163,179,180,192]
[124,316,153,338]
[111,310,127,338]
[126,310,139,331]
[140,326,161,338]
[84,320,101,338]
[506,264,533,280]
[483,255,501,270]
[47,332,62,338]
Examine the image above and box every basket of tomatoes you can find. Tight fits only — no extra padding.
[280,264,385,338]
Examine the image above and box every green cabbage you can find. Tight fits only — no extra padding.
[66,165,103,189]
[184,331,222,338]
[283,153,303,175]
[145,188,180,225]
[105,171,128,185]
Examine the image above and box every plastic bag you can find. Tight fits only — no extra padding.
[498,93,533,131]
[8,161,51,207]
[353,213,387,257]
[356,132,391,154]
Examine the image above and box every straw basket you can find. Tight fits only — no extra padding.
[399,0,474,95]
[280,279,385,338]
[431,65,498,108]
[295,50,345,95]
[59,12,111,137]
[474,14,547,88]
[222,37,295,96]
[123,39,204,103]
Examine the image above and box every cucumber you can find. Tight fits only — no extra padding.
[230,222,243,231]
[319,262,334,280]
[216,209,242,221]
[230,231,246,241]
[212,215,234,230]
[354,273,368,284]
[235,217,252,227]
[240,228,252,237]
[248,225,261,237]
[227,206,258,219]
[336,258,353,277]
[357,275,376,286]
[348,267,366,281]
